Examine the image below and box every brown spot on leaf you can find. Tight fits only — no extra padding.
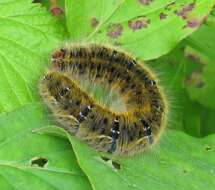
[31,157,48,167]
[91,17,99,28]
[128,16,150,31]
[138,0,153,5]
[186,53,201,63]
[101,156,110,162]
[186,70,205,88]
[107,23,123,38]
[50,6,64,16]
[205,145,212,151]
[187,19,202,28]
[195,81,205,88]
[176,3,195,19]
[185,49,206,65]
[160,13,167,20]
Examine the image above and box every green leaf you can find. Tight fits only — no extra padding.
[65,0,215,60]
[184,17,215,109]
[65,128,215,190]
[148,43,188,133]
[182,93,201,137]
[0,0,67,113]
[149,42,215,137]
[0,104,91,190]
[35,0,67,28]
[35,126,215,189]
[201,108,215,136]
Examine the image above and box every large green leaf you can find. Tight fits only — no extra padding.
[37,126,215,190]
[0,104,91,190]
[65,0,215,60]
[71,130,215,190]
[0,0,66,113]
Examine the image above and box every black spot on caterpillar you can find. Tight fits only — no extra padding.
[39,44,168,156]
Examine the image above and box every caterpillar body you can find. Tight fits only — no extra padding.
[39,44,168,156]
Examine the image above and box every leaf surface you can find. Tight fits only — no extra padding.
[0,104,92,190]
[0,0,66,112]
[66,0,215,60]
[41,126,215,190]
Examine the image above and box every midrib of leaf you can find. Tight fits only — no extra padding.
[86,0,126,40]
[0,163,84,177]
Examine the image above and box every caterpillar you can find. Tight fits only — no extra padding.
[39,43,168,156]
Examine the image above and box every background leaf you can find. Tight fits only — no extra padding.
[65,0,215,60]
[0,0,67,112]
[184,13,215,110]
[149,11,215,137]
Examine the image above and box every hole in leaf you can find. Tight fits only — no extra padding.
[205,145,212,151]
[100,156,111,162]
[31,157,48,167]
[112,160,121,170]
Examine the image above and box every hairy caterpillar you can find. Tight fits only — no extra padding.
[39,44,168,155]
